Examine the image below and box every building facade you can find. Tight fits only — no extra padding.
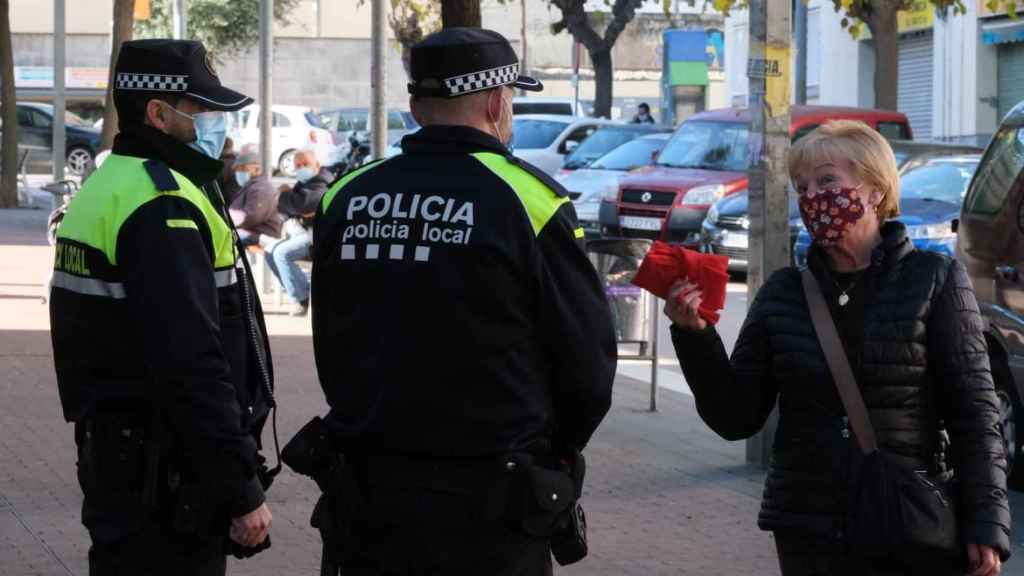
[724,0,1009,146]
[11,0,725,123]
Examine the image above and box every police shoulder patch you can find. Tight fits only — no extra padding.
[143,160,180,192]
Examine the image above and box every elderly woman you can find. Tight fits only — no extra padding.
[668,120,1010,576]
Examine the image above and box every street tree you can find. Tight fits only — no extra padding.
[100,0,136,151]
[384,0,441,76]
[549,0,650,118]
[134,0,301,58]
[0,0,17,208]
[442,0,483,27]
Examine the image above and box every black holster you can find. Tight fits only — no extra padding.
[76,414,162,508]
[550,450,588,566]
[282,417,359,576]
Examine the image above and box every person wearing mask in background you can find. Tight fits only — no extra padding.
[229,144,284,247]
[267,150,332,316]
[631,102,655,124]
[48,39,276,575]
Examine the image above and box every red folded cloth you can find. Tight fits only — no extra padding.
[632,241,730,325]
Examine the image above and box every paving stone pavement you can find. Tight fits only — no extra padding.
[2,207,1024,575]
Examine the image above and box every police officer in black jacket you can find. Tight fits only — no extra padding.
[49,40,275,575]
[305,28,617,574]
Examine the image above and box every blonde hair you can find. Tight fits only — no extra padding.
[787,119,900,219]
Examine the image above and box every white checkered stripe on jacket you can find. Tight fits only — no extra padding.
[115,73,189,92]
[444,64,518,96]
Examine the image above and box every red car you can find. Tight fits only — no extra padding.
[598,105,913,245]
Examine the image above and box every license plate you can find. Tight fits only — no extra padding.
[619,216,663,231]
[721,231,748,248]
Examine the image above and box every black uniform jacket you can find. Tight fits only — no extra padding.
[671,222,1011,558]
[49,125,274,535]
[312,125,617,458]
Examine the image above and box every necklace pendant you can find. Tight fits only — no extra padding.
[838,293,850,307]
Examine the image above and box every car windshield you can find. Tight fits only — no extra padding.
[563,129,647,169]
[899,159,979,205]
[304,112,328,129]
[511,119,569,150]
[656,121,754,172]
[590,138,665,171]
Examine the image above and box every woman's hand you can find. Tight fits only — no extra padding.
[967,543,1001,576]
[665,279,707,332]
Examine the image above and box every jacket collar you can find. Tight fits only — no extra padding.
[807,220,913,278]
[112,124,223,186]
[400,125,509,156]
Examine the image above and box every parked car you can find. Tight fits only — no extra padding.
[317,107,418,146]
[3,102,101,176]
[955,104,1024,488]
[227,104,339,176]
[512,96,591,117]
[511,115,617,175]
[556,133,671,237]
[559,123,671,173]
[704,140,982,272]
[600,105,913,245]
[793,154,980,265]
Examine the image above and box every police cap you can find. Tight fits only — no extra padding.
[113,39,253,111]
[408,28,543,98]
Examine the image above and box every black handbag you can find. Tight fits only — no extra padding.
[801,269,961,561]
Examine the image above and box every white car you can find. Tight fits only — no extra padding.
[512,97,591,117]
[511,115,617,175]
[556,133,671,235]
[227,104,342,176]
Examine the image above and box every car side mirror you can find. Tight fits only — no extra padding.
[951,218,959,234]
[649,150,659,164]
[564,140,580,154]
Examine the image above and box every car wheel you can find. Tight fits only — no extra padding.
[278,149,297,177]
[992,353,1024,490]
[66,146,94,176]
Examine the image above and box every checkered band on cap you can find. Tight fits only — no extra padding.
[116,73,189,92]
[444,63,519,96]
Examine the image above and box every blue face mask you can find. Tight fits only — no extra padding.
[235,170,251,187]
[295,166,317,183]
[165,105,227,159]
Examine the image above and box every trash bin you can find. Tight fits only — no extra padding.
[586,237,660,410]
[586,238,654,344]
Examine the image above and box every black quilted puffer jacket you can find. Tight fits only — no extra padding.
[672,222,1011,558]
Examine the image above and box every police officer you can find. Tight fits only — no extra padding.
[49,39,275,575]
[308,28,616,574]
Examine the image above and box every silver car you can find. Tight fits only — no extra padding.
[556,133,671,237]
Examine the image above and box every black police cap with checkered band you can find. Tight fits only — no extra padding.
[408,28,543,98]
[113,39,253,112]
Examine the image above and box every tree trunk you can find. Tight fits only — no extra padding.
[590,47,613,119]
[441,0,481,28]
[869,3,900,111]
[99,0,135,150]
[0,0,17,209]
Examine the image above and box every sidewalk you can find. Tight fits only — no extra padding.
[3,206,1018,575]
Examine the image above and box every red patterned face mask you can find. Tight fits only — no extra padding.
[798,186,866,247]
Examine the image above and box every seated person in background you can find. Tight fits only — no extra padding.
[268,150,333,316]
[631,102,656,124]
[230,144,284,246]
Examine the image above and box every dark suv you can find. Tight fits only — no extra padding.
[956,104,1024,488]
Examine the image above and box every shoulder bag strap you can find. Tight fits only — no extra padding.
[801,268,878,455]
